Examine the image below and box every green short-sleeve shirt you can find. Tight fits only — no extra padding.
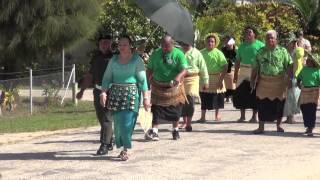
[200,48,227,74]
[297,67,320,87]
[185,47,209,84]
[252,46,292,76]
[236,40,265,65]
[147,47,188,82]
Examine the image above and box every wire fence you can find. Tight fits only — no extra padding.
[0,65,77,116]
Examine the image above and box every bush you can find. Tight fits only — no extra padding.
[196,2,301,47]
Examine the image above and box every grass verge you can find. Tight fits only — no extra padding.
[0,100,98,133]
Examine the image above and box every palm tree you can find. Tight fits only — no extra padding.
[289,0,320,35]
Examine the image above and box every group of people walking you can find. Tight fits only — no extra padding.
[77,27,320,161]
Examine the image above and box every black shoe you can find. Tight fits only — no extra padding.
[145,129,160,141]
[172,130,180,140]
[306,128,314,137]
[107,137,114,151]
[107,143,113,151]
[185,125,192,132]
[96,144,108,155]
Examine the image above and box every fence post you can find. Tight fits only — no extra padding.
[0,91,2,116]
[62,47,65,88]
[29,68,33,115]
[72,64,78,106]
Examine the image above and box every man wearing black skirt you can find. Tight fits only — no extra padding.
[251,30,293,134]
[233,26,264,123]
[145,35,188,140]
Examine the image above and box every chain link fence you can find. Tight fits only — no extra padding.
[0,65,76,116]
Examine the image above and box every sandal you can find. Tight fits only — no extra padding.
[179,123,186,129]
[277,127,285,133]
[185,125,192,132]
[248,118,258,123]
[119,151,129,161]
[196,119,206,123]
[253,128,264,134]
[237,118,246,123]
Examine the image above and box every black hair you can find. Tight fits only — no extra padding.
[98,34,112,41]
[244,26,258,36]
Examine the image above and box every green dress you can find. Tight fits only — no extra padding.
[102,53,148,149]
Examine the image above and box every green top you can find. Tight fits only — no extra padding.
[236,40,265,65]
[200,48,227,74]
[102,53,148,91]
[293,47,304,77]
[147,47,188,82]
[297,67,320,87]
[185,47,209,84]
[253,45,292,76]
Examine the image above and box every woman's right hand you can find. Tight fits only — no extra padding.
[100,93,107,107]
[143,98,151,112]
[233,73,238,84]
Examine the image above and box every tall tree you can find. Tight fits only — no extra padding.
[289,0,320,35]
[0,0,101,76]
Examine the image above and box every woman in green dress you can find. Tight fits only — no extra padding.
[100,35,150,161]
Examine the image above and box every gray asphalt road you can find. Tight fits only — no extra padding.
[1,103,320,180]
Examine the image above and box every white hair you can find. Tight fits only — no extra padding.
[266,30,278,39]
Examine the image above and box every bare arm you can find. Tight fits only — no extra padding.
[175,69,187,83]
[286,64,294,88]
[76,72,93,99]
[219,64,228,82]
[250,68,258,89]
[233,59,241,83]
[146,69,153,82]
[218,64,228,89]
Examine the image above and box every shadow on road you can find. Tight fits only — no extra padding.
[0,151,123,161]
[35,140,100,145]
[190,129,320,138]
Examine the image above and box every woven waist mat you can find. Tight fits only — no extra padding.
[237,64,252,87]
[256,74,287,100]
[151,80,186,107]
[299,87,320,105]
[201,73,226,93]
[183,75,200,97]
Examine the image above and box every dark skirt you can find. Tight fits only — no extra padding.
[181,95,195,117]
[257,98,285,122]
[232,80,257,109]
[151,104,183,123]
[300,103,317,128]
[200,92,224,110]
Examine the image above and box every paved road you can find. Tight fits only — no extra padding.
[1,103,320,180]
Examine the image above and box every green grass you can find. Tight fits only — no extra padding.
[0,100,98,133]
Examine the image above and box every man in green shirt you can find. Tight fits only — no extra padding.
[179,42,209,132]
[233,26,265,123]
[251,30,293,134]
[146,35,188,141]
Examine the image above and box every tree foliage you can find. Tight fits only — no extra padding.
[0,0,101,74]
[99,0,164,52]
[288,0,320,52]
[196,2,301,48]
